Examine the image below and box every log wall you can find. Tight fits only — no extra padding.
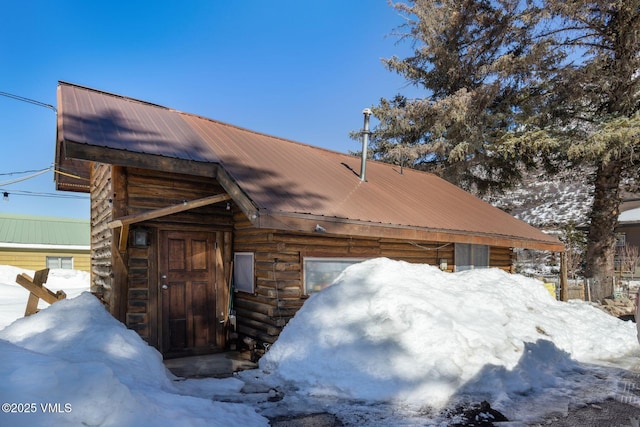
[232,211,515,345]
[112,167,232,349]
[90,163,116,311]
[490,246,515,272]
[89,163,516,351]
[124,168,232,229]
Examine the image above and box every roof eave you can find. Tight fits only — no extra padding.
[255,211,565,252]
[55,85,91,193]
[61,140,220,178]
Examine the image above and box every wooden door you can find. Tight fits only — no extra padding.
[160,231,218,356]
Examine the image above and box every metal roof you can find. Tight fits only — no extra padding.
[55,82,563,251]
[0,213,89,248]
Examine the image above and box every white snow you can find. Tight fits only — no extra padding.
[620,207,640,223]
[486,176,592,227]
[0,266,267,427]
[0,266,89,329]
[1,259,640,426]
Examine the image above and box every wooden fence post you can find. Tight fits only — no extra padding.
[15,268,66,316]
[559,252,569,302]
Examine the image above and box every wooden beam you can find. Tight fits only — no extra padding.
[560,251,569,301]
[257,212,566,252]
[16,274,63,304]
[118,224,130,253]
[16,269,66,316]
[33,268,49,286]
[109,193,232,229]
[25,293,40,317]
[215,167,259,223]
[62,140,219,178]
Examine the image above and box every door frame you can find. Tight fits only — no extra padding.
[158,229,225,357]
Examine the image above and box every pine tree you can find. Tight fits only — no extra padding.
[371,0,540,193]
[372,0,639,301]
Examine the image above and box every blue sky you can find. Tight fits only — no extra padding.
[1,1,416,219]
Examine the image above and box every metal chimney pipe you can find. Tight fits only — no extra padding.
[360,108,372,181]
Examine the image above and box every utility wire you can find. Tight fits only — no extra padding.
[0,91,57,113]
[54,168,89,181]
[0,189,89,200]
[0,167,52,176]
[0,167,52,186]
[0,166,89,186]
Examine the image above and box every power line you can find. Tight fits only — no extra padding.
[0,91,57,113]
[0,167,52,186]
[0,189,89,200]
[0,167,52,176]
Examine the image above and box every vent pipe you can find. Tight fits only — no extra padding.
[360,108,372,181]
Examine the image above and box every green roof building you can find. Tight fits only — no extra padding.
[0,213,90,271]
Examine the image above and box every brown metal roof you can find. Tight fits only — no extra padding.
[55,82,563,251]
[57,82,219,162]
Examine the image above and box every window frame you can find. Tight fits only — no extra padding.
[454,243,490,272]
[303,257,366,295]
[46,256,74,270]
[233,252,255,294]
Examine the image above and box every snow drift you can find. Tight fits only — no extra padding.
[0,293,268,427]
[0,266,89,329]
[260,258,638,409]
[1,260,639,425]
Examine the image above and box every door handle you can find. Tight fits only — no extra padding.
[162,284,168,290]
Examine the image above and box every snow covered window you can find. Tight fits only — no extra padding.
[454,244,489,272]
[46,256,73,269]
[234,252,254,293]
[303,257,364,294]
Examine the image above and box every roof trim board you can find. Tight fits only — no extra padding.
[257,211,564,252]
[62,140,219,179]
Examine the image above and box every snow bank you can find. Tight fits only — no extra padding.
[260,258,638,409]
[0,266,89,329]
[0,293,267,427]
[2,260,638,425]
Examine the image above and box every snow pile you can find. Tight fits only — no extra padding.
[0,266,89,329]
[260,258,638,411]
[0,293,268,427]
[1,261,639,425]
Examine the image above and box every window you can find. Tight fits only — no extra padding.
[616,233,626,247]
[303,257,364,294]
[46,256,73,269]
[233,252,255,293]
[454,244,489,271]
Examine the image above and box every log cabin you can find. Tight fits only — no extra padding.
[54,82,564,358]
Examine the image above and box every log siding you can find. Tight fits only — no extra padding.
[89,165,517,352]
[232,211,513,345]
[91,164,234,349]
[90,163,116,310]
